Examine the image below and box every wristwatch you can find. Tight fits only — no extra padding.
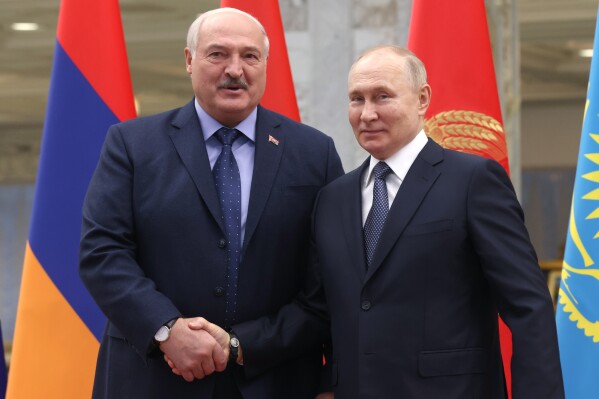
[229,332,240,364]
[154,318,178,344]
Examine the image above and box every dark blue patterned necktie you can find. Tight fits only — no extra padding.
[213,127,241,325]
[364,162,392,267]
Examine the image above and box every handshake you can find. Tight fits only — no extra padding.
[158,317,241,382]
[158,317,334,399]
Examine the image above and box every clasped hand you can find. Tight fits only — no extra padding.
[162,320,335,399]
[160,317,230,382]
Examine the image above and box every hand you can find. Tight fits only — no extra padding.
[315,393,334,399]
[159,317,227,382]
[188,317,230,352]
[188,317,244,365]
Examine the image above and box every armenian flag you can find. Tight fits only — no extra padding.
[6,0,136,397]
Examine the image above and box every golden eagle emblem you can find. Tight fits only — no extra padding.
[559,262,599,342]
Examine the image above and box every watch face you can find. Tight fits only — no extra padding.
[154,326,170,342]
[230,337,240,348]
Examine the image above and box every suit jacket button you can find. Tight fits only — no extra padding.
[218,238,227,248]
[214,286,225,297]
[361,300,371,311]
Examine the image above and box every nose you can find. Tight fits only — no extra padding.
[360,101,378,122]
[224,54,243,79]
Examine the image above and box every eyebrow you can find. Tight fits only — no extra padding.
[349,84,391,96]
[204,43,262,54]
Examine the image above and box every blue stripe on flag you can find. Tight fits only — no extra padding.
[556,7,599,398]
[28,41,114,341]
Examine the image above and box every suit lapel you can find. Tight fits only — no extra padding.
[168,100,224,233]
[243,106,285,251]
[365,140,443,282]
[341,161,370,281]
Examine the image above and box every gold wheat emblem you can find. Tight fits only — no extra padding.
[424,110,507,161]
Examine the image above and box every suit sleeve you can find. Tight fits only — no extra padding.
[233,135,342,380]
[467,159,564,398]
[79,125,181,358]
[325,135,345,184]
[233,238,330,379]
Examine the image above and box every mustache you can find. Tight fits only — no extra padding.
[217,77,249,90]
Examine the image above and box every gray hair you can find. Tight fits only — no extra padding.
[353,45,428,92]
[186,7,270,58]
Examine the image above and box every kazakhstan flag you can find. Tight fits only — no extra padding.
[556,7,599,398]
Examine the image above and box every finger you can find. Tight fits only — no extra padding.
[182,371,195,382]
[171,367,182,376]
[200,355,216,376]
[192,367,206,380]
[213,341,227,371]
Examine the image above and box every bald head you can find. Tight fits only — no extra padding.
[350,45,428,93]
[187,7,270,58]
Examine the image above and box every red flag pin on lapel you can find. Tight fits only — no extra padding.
[268,135,279,146]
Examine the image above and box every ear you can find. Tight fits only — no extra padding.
[418,83,431,116]
[184,48,193,75]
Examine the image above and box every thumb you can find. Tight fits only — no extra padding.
[187,317,208,330]
[203,321,221,335]
[204,322,230,349]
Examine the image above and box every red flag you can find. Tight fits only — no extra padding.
[408,0,512,397]
[6,0,135,397]
[220,0,301,121]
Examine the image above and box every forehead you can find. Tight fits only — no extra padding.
[348,53,407,92]
[198,12,264,51]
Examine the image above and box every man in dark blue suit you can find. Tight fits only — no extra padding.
[79,7,343,399]
[200,46,565,398]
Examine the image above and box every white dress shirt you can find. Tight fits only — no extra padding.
[361,130,428,226]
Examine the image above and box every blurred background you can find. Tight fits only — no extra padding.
[1,0,596,347]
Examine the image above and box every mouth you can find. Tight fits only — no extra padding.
[222,85,244,91]
[361,129,384,135]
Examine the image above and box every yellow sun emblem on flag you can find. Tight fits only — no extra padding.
[558,97,599,343]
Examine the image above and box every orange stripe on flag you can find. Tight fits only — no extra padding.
[6,243,99,399]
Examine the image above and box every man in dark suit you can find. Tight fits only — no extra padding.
[198,45,564,398]
[79,7,343,399]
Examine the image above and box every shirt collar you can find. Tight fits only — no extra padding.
[194,99,257,142]
[365,129,428,184]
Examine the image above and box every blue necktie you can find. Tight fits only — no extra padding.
[364,162,392,267]
[213,127,241,325]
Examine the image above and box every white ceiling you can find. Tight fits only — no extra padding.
[1,0,598,155]
[520,0,598,101]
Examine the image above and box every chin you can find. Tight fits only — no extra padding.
[359,141,385,159]
[217,102,251,115]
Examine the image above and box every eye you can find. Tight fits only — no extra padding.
[206,51,226,60]
[350,95,364,103]
[377,93,389,100]
[243,53,261,64]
